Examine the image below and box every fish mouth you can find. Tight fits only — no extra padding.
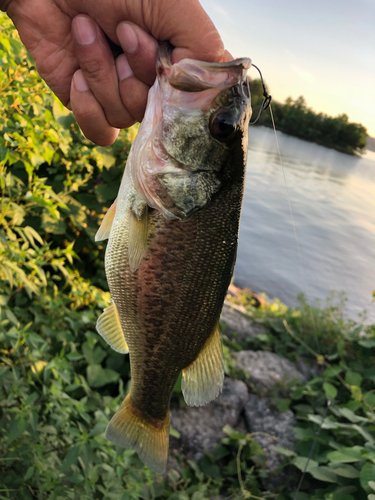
[157,41,252,93]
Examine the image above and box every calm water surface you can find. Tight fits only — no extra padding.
[235,126,375,323]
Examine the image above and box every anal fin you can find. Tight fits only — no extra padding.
[182,322,224,406]
[95,199,117,242]
[106,393,170,474]
[128,204,148,272]
[96,302,129,354]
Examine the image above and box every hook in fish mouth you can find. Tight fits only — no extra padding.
[157,41,252,93]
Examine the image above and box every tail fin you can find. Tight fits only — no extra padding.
[105,394,170,474]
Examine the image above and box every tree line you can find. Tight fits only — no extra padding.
[250,79,368,155]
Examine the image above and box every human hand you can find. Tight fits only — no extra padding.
[3,0,224,145]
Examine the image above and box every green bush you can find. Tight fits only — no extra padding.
[0,16,255,499]
[225,291,375,499]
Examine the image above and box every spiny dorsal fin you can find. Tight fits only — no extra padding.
[106,393,170,474]
[95,199,117,242]
[96,302,129,354]
[128,205,148,272]
[181,322,224,406]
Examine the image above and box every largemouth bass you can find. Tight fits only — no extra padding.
[95,43,252,473]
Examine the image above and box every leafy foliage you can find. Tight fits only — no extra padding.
[225,290,375,499]
[250,80,368,154]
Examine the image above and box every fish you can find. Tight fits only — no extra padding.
[95,42,252,474]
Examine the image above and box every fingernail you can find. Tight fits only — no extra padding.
[116,54,133,81]
[74,70,90,92]
[117,22,138,54]
[73,16,97,45]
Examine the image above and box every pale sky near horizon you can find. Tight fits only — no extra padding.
[200,0,375,137]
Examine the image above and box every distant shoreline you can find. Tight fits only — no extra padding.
[256,122,374,156]
[366,135,375,153]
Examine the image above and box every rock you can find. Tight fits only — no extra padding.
[232,350,305,391]
[171,378,248,460]
[296,357,322,381]
[245,394,297,488]
[220,302,267,344]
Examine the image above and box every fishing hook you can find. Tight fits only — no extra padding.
[249,63,272,125]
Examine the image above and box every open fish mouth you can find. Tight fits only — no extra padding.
[158,41,251,93]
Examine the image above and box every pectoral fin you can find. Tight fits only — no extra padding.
[96,302,129,354]
[181,322,224,406]
[128,204,148,272]
[95,199,117,242]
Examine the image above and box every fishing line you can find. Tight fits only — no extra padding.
[268,102,323,497]
[268,103,320,352]
[248,62,319,351]
[248,64,327,497]
[292,400,331,500]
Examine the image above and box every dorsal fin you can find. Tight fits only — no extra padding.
[95,199,117,242]
[96,302,129,354]
[128,205,148,272]
[181,322,224,406]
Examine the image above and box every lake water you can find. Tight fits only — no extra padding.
[235,126,375,323]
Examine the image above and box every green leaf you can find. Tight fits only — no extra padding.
[23,225,44,245]
[96,147,116,168]
[327,446,364,463]
[95,183,118,203]
[358,338,375,349]
[41,212,67,234]
[5,308,18,326]
[7,417,26,444]
[86,364,119,388]
[89,422,107,437]
[323,365,342,379]
[292,456,319,473]
[276,398,291,412]
[82,342,106,365]
[67,351,84,361]
[345,371,363,386]
[323,381,338,400]
[364,392,375,407]
[329,463,360,478]
[23,466,34,481]
[308,414,340,429]
[351,385,362,401]
[61,446,80,473]
[308,465,338,483]
[273,446,296,457]
[360,462,375,492]
[170,426,181,439]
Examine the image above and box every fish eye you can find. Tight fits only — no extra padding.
[209,110,237,142]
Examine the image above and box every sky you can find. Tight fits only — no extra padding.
[200,0,375,137]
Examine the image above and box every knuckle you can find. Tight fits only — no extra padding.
[80,59,106,82]
[108,115,135,130]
